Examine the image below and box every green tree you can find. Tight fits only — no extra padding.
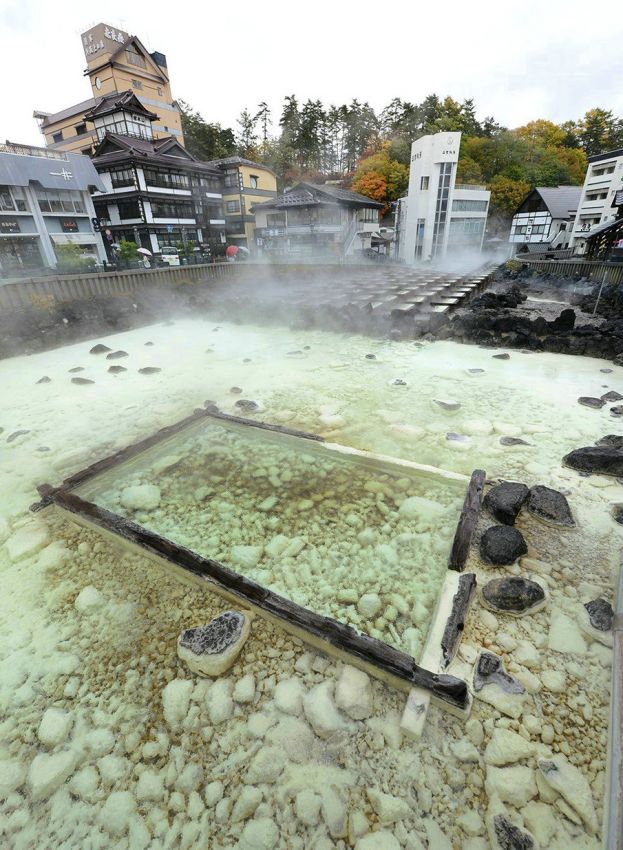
[255,102,271,142]
[488,176,531,217]
[178,100,236,160]
[117,240,139,263]
[576,108,623,156]
[236,108,258,158]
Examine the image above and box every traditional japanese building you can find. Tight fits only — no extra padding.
[33,23,183,155]
[251,182,382,258]
[87,92,224,255]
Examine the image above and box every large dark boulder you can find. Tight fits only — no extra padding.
[551,308,576,332]
[481,576,546,616]
[563,445,623,477]
[483,482,529,525]
[527,485,575,526]
[480,525,528,565]
[596,435,623,448]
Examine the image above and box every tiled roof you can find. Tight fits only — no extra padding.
[38,97,98,128]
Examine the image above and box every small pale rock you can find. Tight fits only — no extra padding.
[540,668,566,692]
[162,679,193,728]
[355,831,401,850]
[28,751,78,801]
[98,790,136,835]
[451,740,480,763]
[74,585,105,613]
[246,747,286,784]
[548,609,587,655]
[231,545,263,568]
[120,484,161,511]
[303,681,345,739]
[484,728,534,765]
[233,674,256,703]
[136,769,164,801]
[5,525,50,562]
[357,593,382,618]
[232,786,263,822]
[207,679,234,724]
[295,790,322,826]
[366,789,411,824]
[0,761,26,797]
[335,665,373,720]
[538,755,598,834]
[237,817,279,850]
[274,677,305,716]
[485,765,537,807]
[37,708,73,747]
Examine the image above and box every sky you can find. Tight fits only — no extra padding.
[2,0,623,146]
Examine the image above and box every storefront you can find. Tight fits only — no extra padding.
[0,235,44,275]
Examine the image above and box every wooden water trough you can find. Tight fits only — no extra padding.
[32,408,485,716]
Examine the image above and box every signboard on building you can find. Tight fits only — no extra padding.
[81,23,129,60]
[1,220,21,234]
[60,219,79,233]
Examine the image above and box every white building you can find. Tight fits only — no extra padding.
[0,142,106,276]
[508,186,581,256]
[398,131,490,263]
[569,147,623,254]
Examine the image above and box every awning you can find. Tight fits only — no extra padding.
[49,233,98,246]
[585,218,623,240]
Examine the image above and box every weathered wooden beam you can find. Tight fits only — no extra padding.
[448,469,486,571]
[51,489,470,713]
[440,573,477,667]
[31,409,325,512]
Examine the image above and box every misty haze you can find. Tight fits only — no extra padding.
[0,3,622,850]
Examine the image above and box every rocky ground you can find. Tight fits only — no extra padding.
[0,317,621,850]
[435,266,623,363]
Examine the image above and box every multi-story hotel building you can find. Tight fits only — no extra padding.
[86,92,225,254]
[0,142,106,276]
[34,23,183,155]
[206,157,278,247]
[398,132,490,263]
[569,147,623,254]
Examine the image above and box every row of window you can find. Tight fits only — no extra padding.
[144,168,190,190]
[585,191,608,201]
[452,199,488,212]
[591,164,616,176]
[106,168,222,195]
[449,217,485,234]
[36,189,85,214]
[224,170,260,190]
[151,200,194,219]
[0,185,28,212]
[513,224,547,235]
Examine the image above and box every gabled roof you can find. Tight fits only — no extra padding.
[205,156,276,177]
[516,186,581,219]
[251,181,382,212]
[36,97,98,129]
[87,34,169,83]
[84,90,158,122]
[92,132,220,174]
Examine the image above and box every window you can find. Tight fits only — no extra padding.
[0,186,15,211]
[432,162,453,256]
[131,79,143,90]
[266,213,285,227]
[420,176,429,190]
[224,170,239,189]
[110,167,135,189]
[75,123,87,136]
[358,207,378,223]
[126,43,147,68]
[452,199,489,212]
[144,168,189,190]
[226,200,240,214]
[117,200,141,221]
[151,200,194,219]
[592,164,616,176]
[36,189,86,215]
[585,191,608,201]
[249,175,259,189]
[52,131,63,143]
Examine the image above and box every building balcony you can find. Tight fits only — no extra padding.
[454,183,487,192]
[257,223,342,238]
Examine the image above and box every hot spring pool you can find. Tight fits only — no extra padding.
[0,316,621,849]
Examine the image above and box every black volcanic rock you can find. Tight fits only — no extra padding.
[90,343,112,354]
[106,350,128,360]
[473,651,526,694]
[563,445,623,477]
[602,391,623,403]
[480,525,528,565]
[527,485,575,526]
[482,576,546,616]
[578,396,605,409]
[483,482,529,525]
[585,598,614,631]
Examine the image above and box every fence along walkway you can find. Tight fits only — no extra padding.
[518,256,623,285]
[0,262,237,312]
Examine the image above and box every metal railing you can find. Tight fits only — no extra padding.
[0,141,69,161]
[454,183,487,192]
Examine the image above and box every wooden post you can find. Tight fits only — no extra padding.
[448,469,486,571]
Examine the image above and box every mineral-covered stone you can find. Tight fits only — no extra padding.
[120,484,161,511]
[584,597,614,631]
[537,755,598,834]
[335,665,372,720]
[483,482,529,525]
[481,576,546,616]
[563,444,623,477]
[177,610,252,677]
[527,485,574,526]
